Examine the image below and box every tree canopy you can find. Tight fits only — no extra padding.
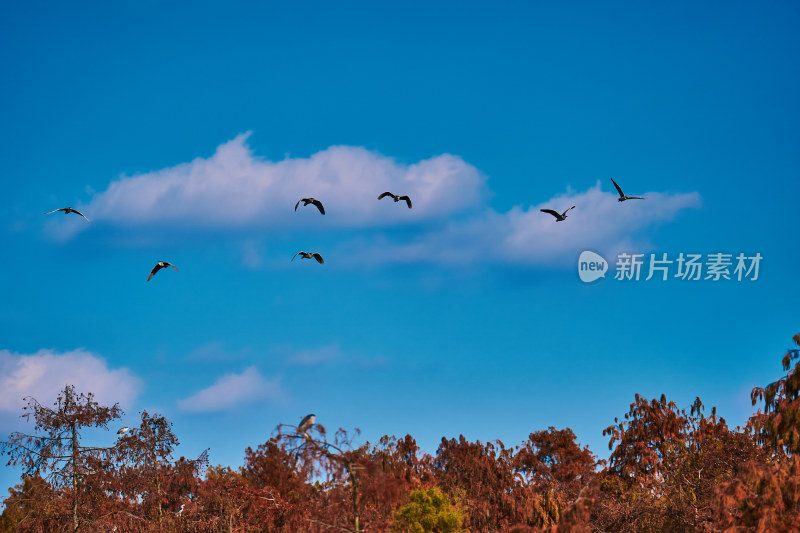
[2,332,800,532]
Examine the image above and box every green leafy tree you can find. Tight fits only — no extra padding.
[392,487,465,533]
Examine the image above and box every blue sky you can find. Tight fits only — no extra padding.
[2,1,799,493]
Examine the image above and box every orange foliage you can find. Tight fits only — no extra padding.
[2,333,800,532]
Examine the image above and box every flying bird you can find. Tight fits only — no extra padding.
[611,178,645,201]
[378,192,412,209]
[44,207,90,222]
[540,206,576,222]
[298,414,316,434]
[295,197,325,215]
[117,427,130,435]
[147,261,179,281]
[292,251,324,264]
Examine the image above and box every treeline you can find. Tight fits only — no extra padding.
[2,334,800,532]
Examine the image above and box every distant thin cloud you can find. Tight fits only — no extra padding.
[240,239,264,270]
[287,344,344,366]
[185,341,250,362]
[285,343,388,369]
[177,366,282,413]
[0,348,142,416]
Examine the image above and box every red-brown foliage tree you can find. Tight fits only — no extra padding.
[433,435,519,531]
[1,385,122,532]
[3,332,800,532]
[273,420,373,532]
[594,393,765,532]
[513,427,597,528]
[242,437,316,531]
[709,333,800,531]
[0,476,62,532]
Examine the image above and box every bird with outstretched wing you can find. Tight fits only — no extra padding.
[378,191,412,208]
[148,261,179,281]
[295,197,325,214]
[611,178,645,201]
[540,206,575,221]
[292,251,324,264]
[44,207,90,222]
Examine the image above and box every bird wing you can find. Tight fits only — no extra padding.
[70,208,90,221]
[313,253,324,264]
[563,206,576,216]
[44,208,67,214]
[378,192,395,200]
[540,209,561,219]
[399,195,412,208]
[169,263,179,272]
[147,264,163,281]
[312,199,325,214]
[292,252,305,261]
[610,178,625,198]
[627,196,645,200]
[295,200,301,211]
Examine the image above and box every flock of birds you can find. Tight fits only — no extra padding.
[44,190,424,280]
[54,178,642,522]
[538,177,644,222]
[45,178,644,280]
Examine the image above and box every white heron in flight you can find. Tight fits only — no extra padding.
[378,192,412,209]
[44,207,90,222]
[540,206,576,222]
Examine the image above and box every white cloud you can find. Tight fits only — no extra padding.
[0,348,142,415]
[69,133,486,237]
[53,133,700,269]
[345,181,701,267]
[177,366,282,413]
